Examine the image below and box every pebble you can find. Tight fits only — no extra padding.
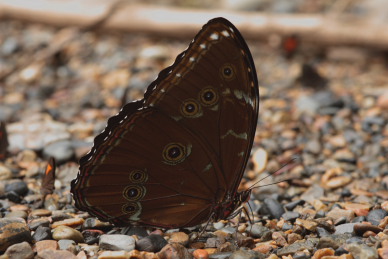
[4,179,28,196]
[136,234,167,252]
[366,209,388,226]
[5,210,28,219]
[0,165,12,180]
[0,218,32,252]
[99,234,135,252]
[168,232,189,246]
[262,197,285,219]
[37,249,77,259]
[52,218,85,228]
[30,209,52,217]
[42,140,74,164]
[32,226,52,241]
[35,240,59,253]
[4,241,34,259]
[193,249,209,259]
[157,243,191,259]
[252,148,268,174]
[52,226,84,243]
[346,243,378,259]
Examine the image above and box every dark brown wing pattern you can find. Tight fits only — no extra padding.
[71,17,258,228]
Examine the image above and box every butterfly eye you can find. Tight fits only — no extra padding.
[200,87,218,106]
[122,202,140,216]
[163,143,186,165]
[220,64,236,81]
[181,99,201,117]
[123,185,145,201]
[129,170,147,183]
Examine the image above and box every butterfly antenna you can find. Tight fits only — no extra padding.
[247,156,301,191]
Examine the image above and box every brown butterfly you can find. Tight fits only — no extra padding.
[0,121,9,160]
[41,157,56,196]
[71,17,259,228]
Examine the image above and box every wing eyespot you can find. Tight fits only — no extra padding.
[129,170,148,183]
[162,143,188,165]
[123,185,146,201]
[199,87,218,107]
[181,99,202,117]
[220,63,236,81]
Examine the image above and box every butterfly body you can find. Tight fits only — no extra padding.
[71,17,259,229]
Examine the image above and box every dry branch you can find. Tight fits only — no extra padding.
[0,0,388,50]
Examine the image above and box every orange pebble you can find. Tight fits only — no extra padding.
[193,249,209,259]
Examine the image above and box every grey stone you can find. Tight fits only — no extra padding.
[99,234,135,252]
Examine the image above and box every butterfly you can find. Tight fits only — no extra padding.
[0,121,9,160]
[41,157,56,196]
[71,17,259,229]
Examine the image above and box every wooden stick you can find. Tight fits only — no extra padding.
[0,0,388,50]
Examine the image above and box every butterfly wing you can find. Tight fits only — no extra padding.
[144,18,259,196]
[72,103,223,228]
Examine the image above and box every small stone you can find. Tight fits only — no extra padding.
[30,209,52,217]
[0,218,32,252]
[312,247,335,258]
[272,232,287,247]
[335,223,357,234]
[377,91,388,109]
[52,218,85,228]
[317,234,351,249]
[4,179,28,196]
[83,218,111,230]
[157,243,191,259]
[252,148,268,174]
[97,250,130,259]
[99,234,135,252]
[5,210,28,219]
[253,242,272,254]
[366,209,388,226]
[52,226,84,243]
[37,249,77,259]
[35,240,59,254]
[0,165,12,180]
[82,229,103,245]
[346,243,378,259]
[262,197,285,219]
[193,249,209,259]
[28,218,50,231]
[229,249,265,259]
[43,140,74,164]
[295,218,318,231]
[32,226,52,242]
[282,211,300,221]
[58,239,77,254]
[353,223,383,236]
[52,211,73,221]
[284,200,305,210]
[4,241,34,259]
[136,234,167,252]
[249,224,270,238]
[169,232,189,246]
[327,207,355,222]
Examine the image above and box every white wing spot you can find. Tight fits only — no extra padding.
[222,30,230,37]
[160,89,165,93]
[176,73,181,77]
[189,57,195,62]
[104,136,108,141]
[221,130,248,140]
[200,44,206,49]
[210,33,219,40]
[119,120,124,124]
